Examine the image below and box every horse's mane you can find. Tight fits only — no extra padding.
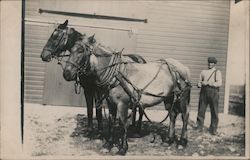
[67,28,84,48]
[76,33,117,57]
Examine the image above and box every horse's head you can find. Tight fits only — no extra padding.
[63,35,92,81]
[40,20,70,62]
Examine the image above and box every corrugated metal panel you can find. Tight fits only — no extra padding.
[24,23,48,104]
[137,1,230,112]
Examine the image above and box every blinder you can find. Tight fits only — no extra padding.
[44,27,69,58]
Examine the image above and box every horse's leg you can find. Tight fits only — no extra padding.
[131,106,137,129]
[163,95,176,144]
[136,106,143,134]
[179,90,190,147]
[116,102,129,155]
[84,88,94,133]
[96,103,103,131]
[103,98,116,150]
[179,110,189,146]
[166,105,178,145]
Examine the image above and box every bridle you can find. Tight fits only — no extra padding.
[64,40,94,94]
[65,41,93,76]
[43,27,70,60]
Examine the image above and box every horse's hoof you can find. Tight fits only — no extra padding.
[87,127,93,133]
[103,142,113,150]
[96,132,103,139]
[98,125,103,131]
[116,148,127,156]
[70,132,79,137]
[177,138,188,147]
[164,137,175,145]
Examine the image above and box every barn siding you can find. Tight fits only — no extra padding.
[136,1,230,112]
[24,24,48,104]
[24,0,230,112]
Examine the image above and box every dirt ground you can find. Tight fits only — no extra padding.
[24,103,245,158]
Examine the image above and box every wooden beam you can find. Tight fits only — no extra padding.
[39,8,148,23]
[235,0,242,4]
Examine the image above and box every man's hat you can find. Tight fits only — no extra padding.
[208,57,217,64]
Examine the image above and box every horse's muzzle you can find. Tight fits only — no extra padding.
[40,50,52,62]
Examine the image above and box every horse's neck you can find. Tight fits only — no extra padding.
[94,43,114,56]
[94,53,113,72]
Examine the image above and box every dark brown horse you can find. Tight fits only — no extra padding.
[40,20,146,135]
[63,34,191,155]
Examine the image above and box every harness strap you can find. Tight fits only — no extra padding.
[142,63,163,91]
[96,53,121,88]
[115,73,138,103]
[160,59,177,89]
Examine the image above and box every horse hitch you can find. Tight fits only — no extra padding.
[74,74,81,94]
[74,82,81,94]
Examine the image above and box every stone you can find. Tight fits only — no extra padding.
[228,146,236,152]
[198,144,204,149]
[81,137,88,142]
[94,139,102,144]
[199,150,205,155]
[177,145,184,150]
[100,148,109,154]
[192,152,199,157]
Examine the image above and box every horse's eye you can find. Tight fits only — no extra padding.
[53,31,58,36]
[71,46,77,52]
[78,47,84,52]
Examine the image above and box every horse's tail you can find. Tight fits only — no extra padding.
[185,67,191,104]
[185,67,191,81]
[124,54,147,64]
[187,86,191,104]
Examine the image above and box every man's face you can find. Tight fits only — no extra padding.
[208,62,215,69]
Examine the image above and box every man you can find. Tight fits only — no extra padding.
[195,57,222,135]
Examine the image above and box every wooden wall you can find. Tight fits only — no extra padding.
[24,0,230,112]
[136,1,230,112]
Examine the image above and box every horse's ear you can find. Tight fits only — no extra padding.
[63,20,68,26]
[88,34,96,44]
[58,20,68,29]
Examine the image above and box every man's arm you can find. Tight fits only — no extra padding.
[197,71,203,88]
[209,70,222,87]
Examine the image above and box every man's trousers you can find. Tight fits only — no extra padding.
[197,86,219,132]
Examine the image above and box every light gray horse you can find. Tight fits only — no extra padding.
[63,35,191,155]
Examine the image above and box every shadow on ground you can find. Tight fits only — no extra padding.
[69,114,245,156]
[70,114,169,144]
